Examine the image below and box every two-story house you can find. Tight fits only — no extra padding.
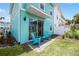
[54,4,70,35]
[9,3,54,45]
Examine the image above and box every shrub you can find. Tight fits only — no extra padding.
[0,32,5,44]
[74,30,79,39]
[63,30,79,40]
[6,31,16,45]
[71,24,76,31]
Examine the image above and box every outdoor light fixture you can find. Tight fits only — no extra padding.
[24,17,26,21]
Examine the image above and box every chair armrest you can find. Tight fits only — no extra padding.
[36,37,41,41]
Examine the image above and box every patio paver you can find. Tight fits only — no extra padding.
[28,36,61,52]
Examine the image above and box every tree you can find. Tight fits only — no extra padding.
[73,14,79,24]
[71,14,79,30]
[0,17,5,20]
[65,19,72,25]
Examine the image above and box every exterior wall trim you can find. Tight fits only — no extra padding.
[20,4,52,19]
[18,4,21,42]
[21,8,26,11]
[11,10,19,19]
[29,5,52,18]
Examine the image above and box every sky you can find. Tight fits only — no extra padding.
[0,3,79,20]
[59,3,79,20]
[0,3,10,21]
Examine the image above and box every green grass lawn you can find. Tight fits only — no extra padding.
[0,38,79,56]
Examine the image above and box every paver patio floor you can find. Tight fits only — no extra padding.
[28,35,61,52]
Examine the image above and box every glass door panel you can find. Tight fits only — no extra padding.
[38,20,43,37]
[29,19,43,40]
[29,20,37,40]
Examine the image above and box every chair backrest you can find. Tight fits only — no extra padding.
[31,33,35,39]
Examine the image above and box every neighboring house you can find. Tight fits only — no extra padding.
[9,3,54,44]
[54,4,70,35]
[0,19,11,33]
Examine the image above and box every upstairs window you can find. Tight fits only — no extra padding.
[22,4,26,9]
[50,11,52,15]
[50,25,52,31]
[40,3,44,10]
[57,16,58,20]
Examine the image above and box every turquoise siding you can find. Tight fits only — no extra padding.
[11,15,18,42]
[45,4,53,15]
[20,11,29,44]
[44,19,54,36]
[12,4,19,16]
[11,4,19,42]
[44,18,51,36]
[30,3,39,9]
[11,3,54,44]
[20,11,44,44]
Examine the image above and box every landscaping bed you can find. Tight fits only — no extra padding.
[0,32,16,48]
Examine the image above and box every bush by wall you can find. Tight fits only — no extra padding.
[63,30,79,40]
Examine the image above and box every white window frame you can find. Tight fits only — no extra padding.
[49,10,52,16]
[39,3,45,12]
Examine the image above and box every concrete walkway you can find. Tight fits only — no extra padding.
[28,36,62,52]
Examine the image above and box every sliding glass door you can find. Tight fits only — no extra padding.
[38,20,43,37]
[29,18,43,40]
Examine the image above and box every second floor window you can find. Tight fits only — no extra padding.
[50,11,52,15]
[57,16,58,20]
[40,3,44,10]
[50,24,52,31]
